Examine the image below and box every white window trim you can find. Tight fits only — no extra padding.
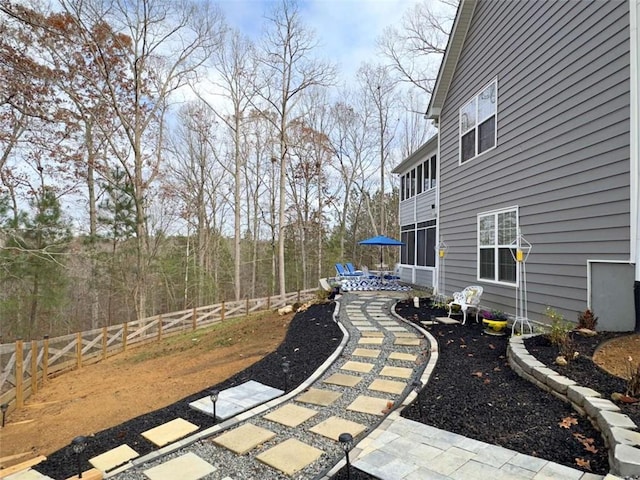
[476,205,518,287]
[459,78,498,165]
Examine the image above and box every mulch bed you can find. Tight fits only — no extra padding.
[394,298,640,476]
[35,303,343,480]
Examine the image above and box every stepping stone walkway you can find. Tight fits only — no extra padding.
[108,294,428,479]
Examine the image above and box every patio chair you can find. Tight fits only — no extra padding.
[383,264,401,282]
[335,263,362,280]
[447,286,484,325]
[345,262,363,275]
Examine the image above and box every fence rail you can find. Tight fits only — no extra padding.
[0,289,315,412]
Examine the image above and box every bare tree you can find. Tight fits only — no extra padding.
[256,0,335,297]
[378,0,458,95]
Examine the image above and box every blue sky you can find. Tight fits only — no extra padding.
[217,0,421,81]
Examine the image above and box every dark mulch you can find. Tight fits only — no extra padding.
[35,302,343,480]
[525,332,640,426]
[394,298,633,476]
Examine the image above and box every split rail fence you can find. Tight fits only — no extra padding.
[0,289,315,413]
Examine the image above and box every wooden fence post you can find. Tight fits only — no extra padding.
[31,340,38,394]
[102,327,107,360]
[267,295,271,310]
[246,297,249,316]
[221,301,225,321]
[76,332,82,369]
[15,339,23,408]
[158,315,163,341]
[297,290,301,303]
[192,308,197,331]
[123,323,128,351]
[42,335,49,386]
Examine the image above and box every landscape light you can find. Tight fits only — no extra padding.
[338,432,354,480]
[281,360,290,392]
[210,389,220,422]
[412,379,424,411]
[71,435,87,478]
[1,403,8,428]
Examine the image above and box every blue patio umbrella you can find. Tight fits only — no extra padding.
[358,235,405,270]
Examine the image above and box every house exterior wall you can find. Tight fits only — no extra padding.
[437,0,631,325]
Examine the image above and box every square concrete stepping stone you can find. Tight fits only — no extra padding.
[143,452,215,480]
[323,372,363,387]
[394,331,418,338]
[358,337,383,345]
[388,352,417,362]
[213,423,276,454]
[189,380,283,420]
[350,321,371,326]
[256,438,323,476]
[341,360,374,373]
[89,444,139,472]
[368,379,406,394]
[352,348,381,358]
[385,326,408,332]
[309,416,367,441]
[361,331,384,337]
[264,404,318,427]
[436,316,460,324]
[141,418,199,447]
[394,337,421,346]
[378,321,397,326]
[380,366,413,379]
[347,395,390,416]
[296,388,342,406]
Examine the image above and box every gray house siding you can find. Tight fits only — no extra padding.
[437,0,631,322]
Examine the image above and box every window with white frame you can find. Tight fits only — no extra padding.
[460,80,497,163]
[399,154,437,202]
[478,207,517,284]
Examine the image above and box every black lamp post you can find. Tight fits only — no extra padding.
[1,403,8,428]
[209,389,219,422]
[281,360,290,392]
[338,432,354,480]
[71,435,87,478]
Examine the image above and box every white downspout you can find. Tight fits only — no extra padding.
[631,0,640,330]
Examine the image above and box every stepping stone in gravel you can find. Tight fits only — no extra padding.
[420,320,438,326]
[388,352,417,362]
[256,438,323,476]
[358,337,383,345]
[323,372,363,387]
[394,337,421,346]
[385,326,409,332]
[347,395,390,416]
[368,379,406,395]
[361,331,384,337]
[264,404,318,427]
[436,316,460,324]
[309,416,367,441]
[379,366,413,379]
[141,418,199,447]
[143,452,215,480]
[341,361,374,373]
[352,348,381,358]
[296,388,342,406]
[378,321,398,326]
[213,423,276,454]
[350,321,371,326]
[3,470,53,480]
[356,326,379,332]
[394,331,419,338]
[89,444,139,472]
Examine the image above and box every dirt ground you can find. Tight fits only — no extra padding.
[593,333,640,378]
[0,311,294,469]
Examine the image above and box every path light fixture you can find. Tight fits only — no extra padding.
[71,435,87,478]
[412,379,424,410]
[281,360,290,392]
[210,389,220,422]
[338,432,354,480]
[1,403,8,428]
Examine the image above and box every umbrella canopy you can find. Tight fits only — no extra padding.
[358,235,404,246]
[358,235,405,270]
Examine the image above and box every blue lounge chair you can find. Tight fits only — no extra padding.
[345,262,363,275]
[335,263,362,279]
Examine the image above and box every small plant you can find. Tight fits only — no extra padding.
[626,356,640,398]
[545,307,572,346]
[577,309,598,330]
[480,309,508,321]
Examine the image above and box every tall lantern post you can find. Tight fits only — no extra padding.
[510,229,532,335]
[436,240,448,301]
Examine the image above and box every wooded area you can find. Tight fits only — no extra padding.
[0,0,454,342]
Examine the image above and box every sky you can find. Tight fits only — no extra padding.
[216,0,424,82]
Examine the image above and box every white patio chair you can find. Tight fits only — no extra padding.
[447,286,484,325]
